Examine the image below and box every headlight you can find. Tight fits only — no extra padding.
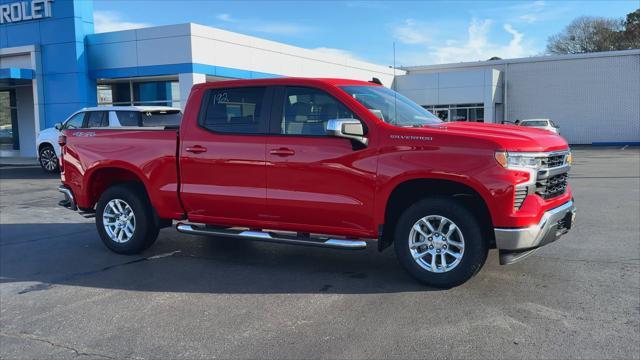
[495,151,543,169]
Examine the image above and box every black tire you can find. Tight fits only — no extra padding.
[95,184,159,254]
[393,197,488,288]
[38,145,59,173]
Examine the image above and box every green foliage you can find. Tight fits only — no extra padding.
[546,8,639,54]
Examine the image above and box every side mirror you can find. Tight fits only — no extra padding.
[326,119,368,146]
[54,122,63,131]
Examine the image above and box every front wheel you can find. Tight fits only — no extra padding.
[95,184,159,254]
[38,145,59,173]
[394,197,488,288]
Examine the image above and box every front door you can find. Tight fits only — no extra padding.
[180,86,270,226]
[265,86,377,237]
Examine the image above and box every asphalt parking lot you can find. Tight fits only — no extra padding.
[1,147,639,359]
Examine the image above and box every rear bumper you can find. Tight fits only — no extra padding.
[58,185,96,218]
[495,199,576,264]
[58,185,77,211]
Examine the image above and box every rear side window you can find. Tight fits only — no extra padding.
[200,87,266,134]
[141,110,182,127]
[64,112,85,129]
[522,120,548,127]
[86,111,108,128]
[116,110,182,127]
[116,111,140,126]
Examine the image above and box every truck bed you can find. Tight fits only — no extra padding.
[60,128,183,219]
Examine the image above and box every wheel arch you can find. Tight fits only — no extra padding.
[38,141,53,152]
[378,177,495,251]
[83,163,152,209]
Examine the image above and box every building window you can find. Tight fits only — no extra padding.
[97,80,180,108]
[423,103,484,122]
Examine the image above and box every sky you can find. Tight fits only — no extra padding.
[92,0,639,67]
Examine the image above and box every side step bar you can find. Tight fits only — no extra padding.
[176,223,367,250]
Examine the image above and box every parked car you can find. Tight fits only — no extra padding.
[57,78,575,288]
[36,106,182,173]
[516,118,560,134]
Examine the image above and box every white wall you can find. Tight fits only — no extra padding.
[88,23,403,87]
[0,53,32,68]
[178,73,206,109]
[394,67,502,122]
[505,54,640,144]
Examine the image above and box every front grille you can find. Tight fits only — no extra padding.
[536,173,568,199]
[514,187,528,210]
[541,153,567,169]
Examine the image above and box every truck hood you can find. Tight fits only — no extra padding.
[430,122,568,152]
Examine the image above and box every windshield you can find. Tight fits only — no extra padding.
[340,85,441,127]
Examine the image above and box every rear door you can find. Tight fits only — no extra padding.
[179,86,272,225]
[264,86,377,237]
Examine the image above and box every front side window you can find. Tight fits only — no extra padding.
[86,111,108,128]
[64,112,85,129]
[340,85,441,127]
[279,87,356,136]
[200,87,266,134]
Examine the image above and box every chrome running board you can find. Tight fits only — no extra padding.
[176,223,367,250]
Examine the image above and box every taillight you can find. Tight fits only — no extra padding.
[58,134,67,146]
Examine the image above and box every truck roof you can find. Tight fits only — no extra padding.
[79,106,182,112]
[192,77,380,91]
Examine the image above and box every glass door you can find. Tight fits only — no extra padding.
[0,90,19,151]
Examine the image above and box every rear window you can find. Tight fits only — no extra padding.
[141,110,182,127]
[199,87,266,134]
[115,110,182,127]
[86,111,108,128]
[522,120,549,127]
[115,111,140,126]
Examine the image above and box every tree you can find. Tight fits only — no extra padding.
[622,9,640,48]
[546,9,639,55]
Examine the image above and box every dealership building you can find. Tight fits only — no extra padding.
[1,0,638,159]
[395,49,640,145]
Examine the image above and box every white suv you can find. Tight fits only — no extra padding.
[36,106,181,173]
[516,118,560,134]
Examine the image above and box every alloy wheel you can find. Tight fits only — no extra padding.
[40,148,58,171]
[408,215,465,273]
[103,199,136,243]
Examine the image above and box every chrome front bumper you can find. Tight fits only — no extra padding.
[495,200,576,264]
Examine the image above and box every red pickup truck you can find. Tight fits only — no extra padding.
[58,78,576,288]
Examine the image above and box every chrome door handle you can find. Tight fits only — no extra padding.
[269,148,296,157]
[185,145,207,154]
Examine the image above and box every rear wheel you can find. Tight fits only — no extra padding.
[38,145,59,173]
[393,197,488,288]
[96,184,159,254]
